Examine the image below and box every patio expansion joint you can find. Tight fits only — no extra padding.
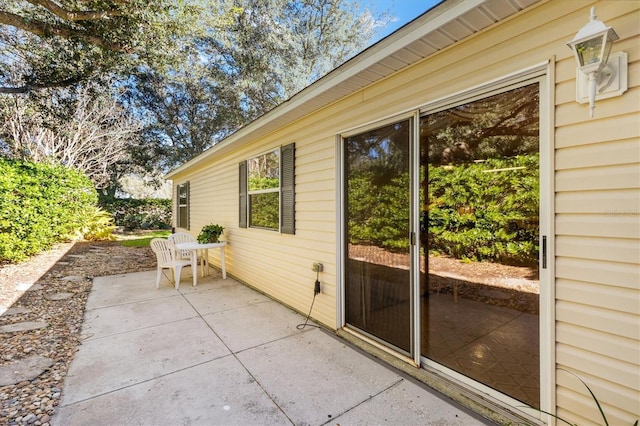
[229,327,317,356]
[86,293,182,312]
[79,314,202,342]
[319,378,406,426]
[57,356,235,409]
[179,290,297,425]
[195,298,273,317]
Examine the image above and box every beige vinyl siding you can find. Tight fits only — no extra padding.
[552,1,640,424]
[171,119,341,326]
[169,0,639,422]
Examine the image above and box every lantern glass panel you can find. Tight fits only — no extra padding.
[602,37,614,64]
[576,37,604,66]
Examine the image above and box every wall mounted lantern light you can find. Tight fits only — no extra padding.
[567,7,628,118]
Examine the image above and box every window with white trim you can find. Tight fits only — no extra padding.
[239,143,295,234]
[176,182,189,229]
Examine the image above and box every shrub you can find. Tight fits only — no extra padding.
[347,153,539,266]
[82,207,117,241]
[0,158,98,262]
[427,154,539,266]
[100,197,171,230]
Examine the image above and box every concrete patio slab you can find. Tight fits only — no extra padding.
[183,281,271,315]
[85,271,182,309]
[61,317,231,405]
[202,299,305,352]
[54,270,491,425]
[235,329,404,426]
[330,375,480,425]
[54,356,290,426]
[81,294,197,339]
[176,274,237,294]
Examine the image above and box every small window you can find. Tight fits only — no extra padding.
[177,182,189,229]
[239,143,295,234]
[248,149,280,230]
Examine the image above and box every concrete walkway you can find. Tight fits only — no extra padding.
[53,269,491,425]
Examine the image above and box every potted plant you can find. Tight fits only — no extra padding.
[197,223,224,243]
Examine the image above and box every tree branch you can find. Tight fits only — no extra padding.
[0,76,86,94]
[0,10,129,52]
[25,0,123,21]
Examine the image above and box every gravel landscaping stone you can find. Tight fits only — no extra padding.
[60,276,84,282]
[0,356,55,387]
[43,293,74,301]
[0,240,157,426]
[0,322,48,334]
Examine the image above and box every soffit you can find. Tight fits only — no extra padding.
[167,0,542,178]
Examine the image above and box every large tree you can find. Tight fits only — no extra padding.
[0,0,193,93]
[130,0,384,172]
[0,81,142,188]
[210,0,381,116]
[1,0,387,183]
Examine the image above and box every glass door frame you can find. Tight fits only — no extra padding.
[416,66,554,415]
[337,111,419,361]
[336,62,554,417]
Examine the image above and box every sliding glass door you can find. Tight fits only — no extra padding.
[342,81,541,408]
[344,119,412,353]
[419,83,541,407]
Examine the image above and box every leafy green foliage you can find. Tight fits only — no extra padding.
[81,207,116,241]
[0,158,97,262]
[119,230,171,247]
[99,197,171,230]
[0,1,195,93]
[126,0,382,172]
[197,223,224,243]
[347,154,539,265]
[426,154,539,265]
[348,172,410,251]
[249,192,279,230]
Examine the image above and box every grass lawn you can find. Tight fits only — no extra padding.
[115,230,171,247]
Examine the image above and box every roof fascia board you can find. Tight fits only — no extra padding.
[166,0,485,179]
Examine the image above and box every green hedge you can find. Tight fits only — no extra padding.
[0,158,98,262]
[348,154,539,266]
[426,154,539,266]
[99,197,171,230]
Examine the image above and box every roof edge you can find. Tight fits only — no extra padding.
[166,0,489,179]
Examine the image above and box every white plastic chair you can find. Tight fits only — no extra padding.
[168,232,197,260]
[150,238,193,289]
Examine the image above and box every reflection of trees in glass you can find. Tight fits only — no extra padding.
[425,154,539,266]
[249,192,279,229]
[346,121,410,175]
[421,84,539,165]
[421,83,539,266]
[345,85,540,263]
[346,120,410,251]
[248,150,280,190]
[248,149,280,230]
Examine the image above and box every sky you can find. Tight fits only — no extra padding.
[371,0,443,42]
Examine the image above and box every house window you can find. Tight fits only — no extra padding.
[239,143,295,234]
[176,182,189,229]
[248,148,280,230]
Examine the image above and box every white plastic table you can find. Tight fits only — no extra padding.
[175,241,227,286]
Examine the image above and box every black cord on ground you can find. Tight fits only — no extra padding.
[297,270,321,330]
